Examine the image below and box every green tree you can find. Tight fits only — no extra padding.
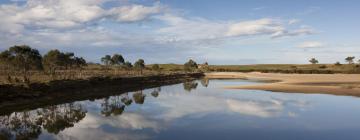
[184,59,198,71]
[111,54,125,65]
[345,56,355,64]
[134,59,145,74]
[43,50,86,74]
[42,50,64,73]
[101,55,112,66]
[1,45,43,81]
[72,57,87,68]
[309,58,319,64]
[63,52,75,69]
[123,61,133,69]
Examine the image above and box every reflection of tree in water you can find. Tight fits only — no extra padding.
[133,90,146,104]
[0,112,41,140]
[38,104,87,134]
[200,78,209,87]
[151,87,161,98]
[0,103,86,139]
[121,93,133,106]
[101,97,126,117]
[183,81,198,92]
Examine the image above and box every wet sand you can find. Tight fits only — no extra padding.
[205,72,360,96]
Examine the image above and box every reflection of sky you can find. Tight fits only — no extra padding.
[37,80,360,140]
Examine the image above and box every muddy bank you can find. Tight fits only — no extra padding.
[0,73,204,115]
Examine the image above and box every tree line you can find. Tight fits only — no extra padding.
[0,45,207,84]
[0,45,87,82]
[309,56,360,65]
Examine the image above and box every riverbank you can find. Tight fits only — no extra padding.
[0,72,204,115]
[206,72,360,97]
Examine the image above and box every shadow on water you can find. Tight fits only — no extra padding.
[0,78,202,140]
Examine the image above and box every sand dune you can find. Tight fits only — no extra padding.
[205,72,360,97]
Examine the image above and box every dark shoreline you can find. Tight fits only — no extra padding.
[0,72,204,115]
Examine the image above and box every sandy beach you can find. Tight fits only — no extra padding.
[206,72,360,96]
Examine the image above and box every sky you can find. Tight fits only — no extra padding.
[0,0,359,64]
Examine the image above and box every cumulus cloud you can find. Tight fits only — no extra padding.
[0,0,164,34]
[107,3,163,22]
[298,41,324,48]
[156,15,315,44]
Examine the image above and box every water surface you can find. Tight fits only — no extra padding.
[2,79,360,140]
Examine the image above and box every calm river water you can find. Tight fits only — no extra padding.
[1,79,360,140]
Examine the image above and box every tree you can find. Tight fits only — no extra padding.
[111,54,124,65]
[101,55,112,66]
[309,58,319,64]
[134,59,145,74]
[152,64,160,71]
[1,45,43,81]
[43,50,63,74]
[184,59,198,71]
[72,57,87,68]
[123,61,133,69]
[43,50,87,74]
[63,52,75,69]
[345,56,355,64]
[0,50,11,69]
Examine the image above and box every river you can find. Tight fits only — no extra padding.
[1,79,360,140]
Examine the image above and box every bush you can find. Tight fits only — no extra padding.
[334,62,342,66]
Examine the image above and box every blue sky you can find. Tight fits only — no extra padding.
[0,0,359,64]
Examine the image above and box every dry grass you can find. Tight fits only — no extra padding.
[0,64,188,85]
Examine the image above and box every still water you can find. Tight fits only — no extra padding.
[2,79,360,140]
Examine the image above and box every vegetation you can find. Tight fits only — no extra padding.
[184,59,198,71]
[0,45,201,85]
[43,49,86,76]
[134,59,145,74]
[1,45,360,85]
[309,58,319,64]
[335,61,342,66]
[345,56,355,64]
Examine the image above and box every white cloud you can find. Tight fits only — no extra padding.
[271,27,315,38]
[226,18,284,37]
[156,15,315,44]
[226,99,283,118]
[288,19,300,25]
[0,0,164,34]
[108,3,163,22]
[298,41,324,48]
